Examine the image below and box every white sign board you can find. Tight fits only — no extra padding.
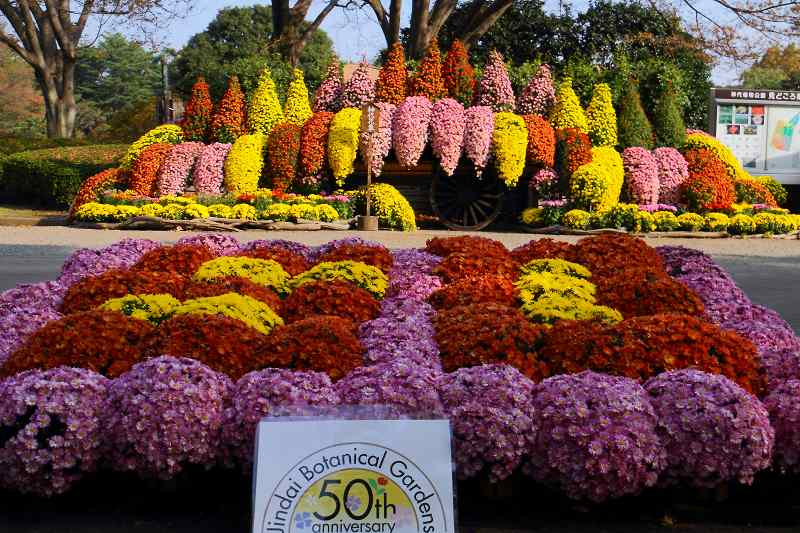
[252,418,455,533]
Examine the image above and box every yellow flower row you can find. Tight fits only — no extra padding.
[569,146,624,211]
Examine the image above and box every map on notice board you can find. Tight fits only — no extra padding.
[716,105,765,169]
[766,107,800,171]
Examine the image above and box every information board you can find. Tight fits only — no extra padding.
[711,87,800,184]
[252,418,455,533]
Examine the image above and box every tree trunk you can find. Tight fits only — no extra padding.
[36,61,77,139]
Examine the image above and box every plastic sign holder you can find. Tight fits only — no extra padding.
[251,406,455,533]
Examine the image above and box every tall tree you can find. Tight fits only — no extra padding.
[741,44,800,89]
[0,1,190,138]
[75,33,160,114]
[363,0,514,59]
[271,0,342,66]
[171,5,334,100]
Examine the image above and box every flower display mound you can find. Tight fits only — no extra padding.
[526,371,665,503]
[433,253,519,284]
[336,361,443,419]
[316,243,394,274]
[60,269,188,314]
[0,367,109,496]
[238,247,310,277]
[282,280,379,325]
[764,379,800,473]
[107,356,231,479]
[139,314,269,379]
[3,233,800,501]
[131,244,216,278]
[223,369,339,467]
[433,303,548,380]
[2,310,154,378]
[645,370,773,488]
[510,238,574,264]
[569,233,664,280]
[425,235,509,259]
[595,267,705,318]
[539,313,764,396]
[427,274,516,310]
[439,364,536,481]
[260,316,364,381]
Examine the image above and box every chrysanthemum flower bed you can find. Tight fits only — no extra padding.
[1,233,799,505]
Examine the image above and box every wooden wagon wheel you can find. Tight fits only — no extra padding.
[430,167,505,231]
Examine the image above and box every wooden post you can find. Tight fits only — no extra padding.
[358,104,381,231]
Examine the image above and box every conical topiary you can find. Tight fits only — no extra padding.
[376,42,408,105]
[211,75,247,143]
[476,50,515,112]
[410,38,447,101]
[181,77,213,142]
[617,80,654,150]
[653,84,686,148]
[284,68,313,126]
[248,67,284,136]
[340,61,376,109]
[516,64,556,116]
[314,60,343,113]
[442,39,476,107]
[586,83,617,147]
[550,77,588,132]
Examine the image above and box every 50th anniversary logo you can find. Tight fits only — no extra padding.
[258,442,449,533]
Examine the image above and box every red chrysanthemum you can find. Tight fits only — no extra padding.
[510,238,575,265]
[596,268,706,319]
[2,310,154,378]
[427,275,516,309]
[129,143,172,196]
[538,314,764,395]
[424,236,509,259]
[139,314,269,379]
[238,247,310,276]
[60,268,188,314]
[433,253,519,284]
[299,111,335,178]
[259,316,364,381]
[70,168,130,217]
[316,244,394,273]
[282,280,380,324]
[267,122,302,193]
[523,114,556,168]
[130,244,216,277]
[433,303,548,380]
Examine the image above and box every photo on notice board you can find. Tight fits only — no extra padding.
[744,126,758,135]
[718,105,733,124]
[727,124,741,135]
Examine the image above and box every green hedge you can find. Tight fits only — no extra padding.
[0,136,94,157]
[0,144,128,208]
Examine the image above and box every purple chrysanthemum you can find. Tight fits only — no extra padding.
[439,364,537,481]
[645,369,773,488]
[0,367,109,496]
[59,239,161,287]
[222,369,339,467]
[763,379,800,473]
[336,361,443,419]
[107,356,232,479]
[527,371,665,502]
[176,233,241,256]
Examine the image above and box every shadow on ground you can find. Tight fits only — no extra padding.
[0,469,799,533]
